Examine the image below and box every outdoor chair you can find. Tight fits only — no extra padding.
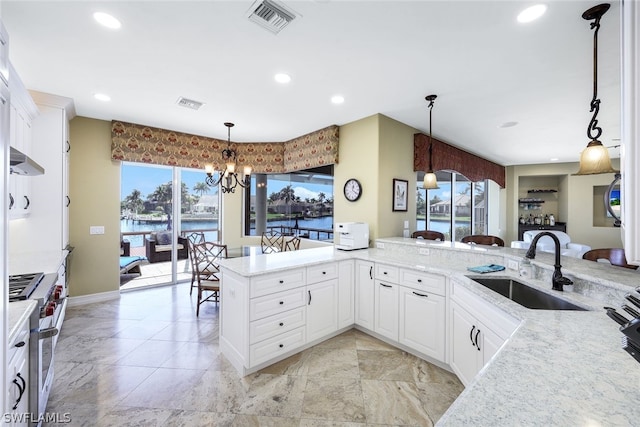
[261,232,284,254]
[145,231,188,263]
[192,241,227,316]
[283,236,301,251]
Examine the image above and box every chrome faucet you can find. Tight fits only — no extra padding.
[524,231,573,291]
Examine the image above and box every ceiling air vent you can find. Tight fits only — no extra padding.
[176,97,204,111]
[247,0,298,34]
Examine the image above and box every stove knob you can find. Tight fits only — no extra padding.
[45,302,56,316]
[54,285,63,300]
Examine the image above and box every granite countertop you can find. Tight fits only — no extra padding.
[8,300,37,343]
[219,240,640,425]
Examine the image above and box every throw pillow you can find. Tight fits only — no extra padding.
[156,231,172,245]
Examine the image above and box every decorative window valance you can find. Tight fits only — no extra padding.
[111,121,339,174]
[414,133,505,188]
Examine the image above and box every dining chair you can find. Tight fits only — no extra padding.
[192,241,227,316]
[461,235,505,247]
[261,231,284,254]
[411,230,445,241]
[582,248,638,270]
[186,232,206,295]
[283,236,301,251]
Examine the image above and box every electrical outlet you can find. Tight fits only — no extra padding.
[90,226,105,235]
[508,259,519,270]
[403,220,409,228]
[419,248,430,255]
[376,242,385,249]
[403,230,410,238]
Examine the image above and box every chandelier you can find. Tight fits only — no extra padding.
[574,3,618,175]
[423,94,439,189]
[205,122,252,193]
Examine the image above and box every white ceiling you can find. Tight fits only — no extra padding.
[0,0,622,166]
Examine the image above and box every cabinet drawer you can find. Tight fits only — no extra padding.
[400,269,446,296]
[307,263,338,284]
[8,321,30,364]
[250,326,306,367]
[250,270,305,298]
[375,264,399,282]
[250,287,307,321]
[250,306,306,344]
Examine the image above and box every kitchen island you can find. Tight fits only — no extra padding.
[219,238,640,426]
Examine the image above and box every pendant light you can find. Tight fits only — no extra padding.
[423,94,439,189]
[204,122,252,193]
[574,3,618,175]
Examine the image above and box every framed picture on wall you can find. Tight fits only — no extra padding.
[393,179,408,212]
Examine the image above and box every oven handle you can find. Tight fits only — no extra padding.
[38,327,59,340]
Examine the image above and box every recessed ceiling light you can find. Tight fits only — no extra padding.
[274,73,291,84]
[517,4,547,23]
[93,12,121,29]
[550,157,559,162]
[94,93,111,102]
[331,95,344,104]
[498,121,518,128]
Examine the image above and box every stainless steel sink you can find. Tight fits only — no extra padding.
[467,276,587,311]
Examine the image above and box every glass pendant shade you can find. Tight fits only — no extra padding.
[575,140,618,175]
[423,171,439,189]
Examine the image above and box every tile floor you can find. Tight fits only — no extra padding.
[45,283,464,426]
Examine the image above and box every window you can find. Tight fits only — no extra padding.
[416,171,487,241]
[244,166,334,241]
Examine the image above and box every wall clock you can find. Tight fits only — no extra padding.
[344,178,362,202]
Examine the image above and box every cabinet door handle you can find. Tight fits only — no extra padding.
[412,291,429,298]
[308,290,312,305]
[475,329,481,351]
[417,279,422,283]
[66,196,71,207]
[369,266,373,280]
[14,341,25,348]
[279,322,284,327]
[66,140,71,153]
[23,195,30,209]
[279,301,284,305]
[470,325,476,347]
[279,280,284,284]
[9,193,14,209]
[279,344,284,348]
[12,373,26,410]
[379,283,392,288]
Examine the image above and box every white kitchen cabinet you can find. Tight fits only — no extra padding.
[8,67,38,220]
[374,280,399,341]
[449,280,519,386]
[337,260,355,329]
[355,260,374,329]
[14,92,75,253]
[5,316,30,426]
[398,286,446,361]
[306,279,338,342]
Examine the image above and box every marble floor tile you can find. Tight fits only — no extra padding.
[361,379,433,426]
[48,282,464,427]
[302,377,366,423]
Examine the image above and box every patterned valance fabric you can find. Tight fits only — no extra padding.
[414,133,506,188]
[111,121,339,173]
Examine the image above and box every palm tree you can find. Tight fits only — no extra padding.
[193,182,209,197]
[124,189,144,216]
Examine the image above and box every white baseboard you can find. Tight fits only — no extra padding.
[67,290,120,307]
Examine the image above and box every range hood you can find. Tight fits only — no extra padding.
[9,146,45,175]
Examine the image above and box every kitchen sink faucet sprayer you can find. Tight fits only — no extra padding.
[524,232,573,291]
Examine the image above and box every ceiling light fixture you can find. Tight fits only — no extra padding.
[93,93,111,102]
[423,94,439,190]
[205,123,252,193]
[331,95,344,104]
[574,3,618,175]
[93,12,121,29]
[517,4,547,23]
[274,73,291,83]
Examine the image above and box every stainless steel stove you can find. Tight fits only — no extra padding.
[8,272,44,301]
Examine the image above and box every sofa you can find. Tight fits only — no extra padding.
[510,230,591,258]
[145,231,188,263]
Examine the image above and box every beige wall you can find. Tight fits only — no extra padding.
[505,159,623,249]
[68,117,121,297]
